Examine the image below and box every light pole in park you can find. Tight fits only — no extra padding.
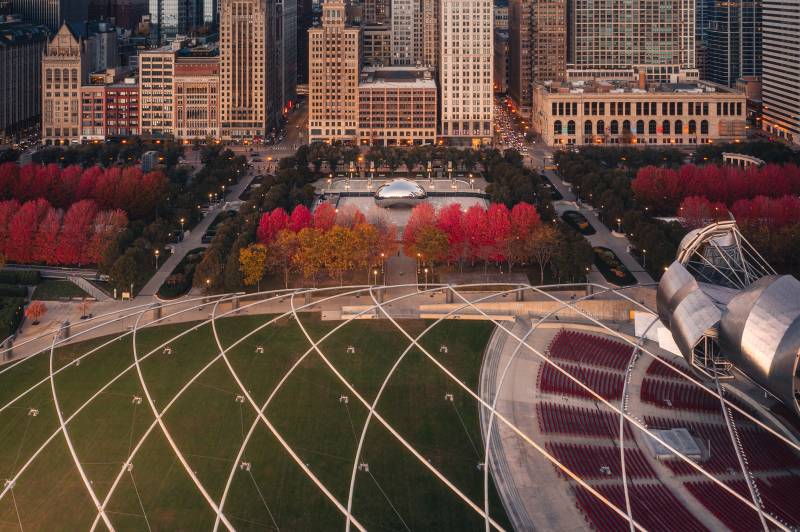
[154,249,160,269]
[424,267,429,289]
[180,217,185,234]
[642,249,647,268]
[616,218,622,233]
[373,269,379,285]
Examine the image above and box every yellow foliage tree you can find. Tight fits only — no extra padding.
[239,243,267,291]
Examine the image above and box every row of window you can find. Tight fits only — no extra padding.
[554,119,710,136]
[551,100,744,117]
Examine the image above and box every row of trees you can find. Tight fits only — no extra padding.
[0,199,127,265]
[632,163,800,214]
[679,195,800,230]
[0,163,168,219]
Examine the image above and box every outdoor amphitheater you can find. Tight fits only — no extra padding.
[1,225,800,531]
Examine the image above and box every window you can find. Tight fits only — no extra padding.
[597,120,605,135]
[688,120,696,134]
[701,120,709,134]
[636,120,645,134]
[610,120,619,135]
[567,120,575,135]
[623,120,631,133]
[554,120,562,135]
[584,120,592,135]
[662,120,671,134]
[675,120,683,134]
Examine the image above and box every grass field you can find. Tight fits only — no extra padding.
[31,279,89,300]
[0,312,510,530]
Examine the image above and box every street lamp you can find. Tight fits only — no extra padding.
[205,278,211,293]
[180,217,185,234]
[373,269,379,285]
[642,249,647,268]
[424,267,429,288]
[154,249,160,269]
[616,218,622,233]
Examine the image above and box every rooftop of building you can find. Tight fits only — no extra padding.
[539,77,742,96]
[360,66,436,89]
[0,16,50,46]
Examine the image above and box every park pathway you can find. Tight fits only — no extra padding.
[137,168,259,298]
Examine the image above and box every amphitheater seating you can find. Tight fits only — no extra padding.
[545,442,657,479]
[537,402,633,439]
[640,378,720,412]
[645,357,689,379]
[573,483,708,531]
[645,417,800,474]
[537,362,624,401]
[548,330,632,371]
[686,477,800,531]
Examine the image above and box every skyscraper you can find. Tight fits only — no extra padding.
[706,0,762,87]
[149,0,201,42]
[307,0,360,143]
[11,0,91,32]
[391,0,417,65]
[277,0,297,108]
[220,0,282,141]
[761,0,800,143]
[439,0,493,145]
[568,0,695,82]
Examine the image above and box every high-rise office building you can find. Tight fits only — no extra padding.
[139,46,176,136]
[761,0,800,144]
[439,0,493,145]
[421,0,438,69]
[219,0,282,141]
[0,17,49,135]
[277,0,298,108]
[568,0,695,82]
[11,0,91,32]
[364,0,389,24]
[706,0,761,87]
[41,24,92,144]
[391,0,417,65]
[307,0,360,143]
[148,0,201,42]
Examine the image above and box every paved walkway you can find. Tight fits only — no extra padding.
[137,168,260,298]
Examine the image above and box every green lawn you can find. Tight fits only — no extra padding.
[31,279,90,300]
[0,314,510,530]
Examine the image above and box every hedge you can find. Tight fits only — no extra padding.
[0,297,25,339]
[0,270,42,285]
[0,284,27,297]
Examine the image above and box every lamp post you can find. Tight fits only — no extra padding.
[154,249,160,269]
[180,217,185,234]
[585,267,591,297]
[205,278,211,293]
[642,249,647,268]
[616,218,622,233]
[373,269,379,285]
[424,267,429,289]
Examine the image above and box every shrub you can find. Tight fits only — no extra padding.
[0,284,27,297]
[0,270,42,285]
[0,297,25,339]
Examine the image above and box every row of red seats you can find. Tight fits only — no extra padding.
[573,482,708,531]
[640,378,720,412]
[548,330,633,371]
[686,476,800,531]
[537,362,625,401]
[645,357,689,379]
[645,416,800,474]
[545,442,657,479]
[537,402,634,439]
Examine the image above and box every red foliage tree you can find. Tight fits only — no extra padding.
[76,166,103,201]
[678,196,726,229]
[402,202,436,255]
[0,162,18,199]
[313,203,337,231]
[86,209,129,264]
[7,199,50,263]
[485,203,512,262]
[510,202,541,238]
[463,204,489,265]
[53,165,82,208]
[32,207,63,264]
[0,199,20,256]
[288,205,313,232]
[436,203,466,264]
[55,200,98,265]
[335,204,366,228]
[257,208,289,244]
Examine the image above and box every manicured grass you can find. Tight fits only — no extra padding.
[0,313,510,530]
[31,279,89,300]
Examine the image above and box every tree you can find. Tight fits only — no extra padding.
[402,202,436,255]
[412,226,450,274]
[294,227,325,284]
[266,230,299,289]
[485,203,512,263]
[257,208,289,244]
[193,248,225,292]
[55,200,98,265]
[7,199,49,263]
[239,243,268,290]
[463,205,489,267]
[527,225,559,284]
[322,225,358,284]
[436,203,467,267]
[313,203,337,231]
[24,301,47,325]
[552,227,595,283]
[288,204,313,232]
